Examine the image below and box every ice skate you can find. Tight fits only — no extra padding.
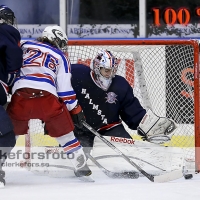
[74,163,94,182]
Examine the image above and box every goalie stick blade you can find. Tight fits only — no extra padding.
[153,170,183,183]
[86,153,139,179]
[116,171,139,179]
[105,171,139,179]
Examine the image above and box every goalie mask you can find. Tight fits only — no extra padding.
[0,5,16,27]
[42,25,68,53]
[90,50,118,91]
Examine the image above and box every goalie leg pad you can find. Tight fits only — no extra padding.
[137,109,177,144]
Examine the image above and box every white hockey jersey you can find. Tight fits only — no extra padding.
[12,40,77,111]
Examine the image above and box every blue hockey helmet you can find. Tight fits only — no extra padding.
[0,5,16,26]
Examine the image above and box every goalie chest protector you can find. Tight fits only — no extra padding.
[71,64,146,131]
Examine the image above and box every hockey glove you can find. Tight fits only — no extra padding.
[7,70,20,93]
[70,104,85,129]
[137,109,177,144]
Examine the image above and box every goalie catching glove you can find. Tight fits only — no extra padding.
[70,103,85,129]
[137,109,177,144]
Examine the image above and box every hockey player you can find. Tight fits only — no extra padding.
[0,5,23,186]
[71,50,177,155]
[6,25,93,182]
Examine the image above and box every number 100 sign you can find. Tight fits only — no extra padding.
[152,7,200,26]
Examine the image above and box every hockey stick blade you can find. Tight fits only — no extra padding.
[82,121,183,183]
[86,153,139,179]
[153,170,183,183]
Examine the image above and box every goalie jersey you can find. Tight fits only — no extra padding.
[71,64,146,131]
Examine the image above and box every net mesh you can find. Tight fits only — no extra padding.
[23,41,198,165]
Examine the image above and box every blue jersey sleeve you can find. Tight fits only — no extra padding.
[118,79,146,129]
[0,24,22,85]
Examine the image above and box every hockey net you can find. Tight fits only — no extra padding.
[22,39,200,172]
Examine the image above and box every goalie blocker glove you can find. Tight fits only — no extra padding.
[137,109,177,144]
[70,104,85,129]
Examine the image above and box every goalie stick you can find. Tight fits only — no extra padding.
[82,121,183,183]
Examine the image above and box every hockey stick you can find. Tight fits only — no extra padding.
[86,153,139,179]
[82,121,183,183]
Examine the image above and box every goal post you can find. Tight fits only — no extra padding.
[25,39,200,172]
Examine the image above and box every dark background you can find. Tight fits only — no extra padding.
[2,0,200,37]
[2,0,200,24]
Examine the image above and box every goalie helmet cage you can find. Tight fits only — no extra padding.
[25,39,200,172]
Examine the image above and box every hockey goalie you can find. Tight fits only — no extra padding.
[70,49,177,152]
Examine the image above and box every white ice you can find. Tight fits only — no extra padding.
[1,152,200,200]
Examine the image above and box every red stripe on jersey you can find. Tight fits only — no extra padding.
[29,73,55,83]
[61,95,76,101]
[98,121,122,131]
[63,141,81,152]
